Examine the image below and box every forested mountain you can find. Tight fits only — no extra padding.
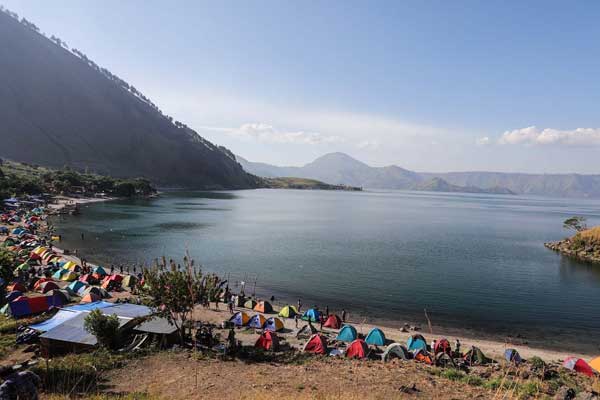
[239,153,600,198]
[0,9,258,189]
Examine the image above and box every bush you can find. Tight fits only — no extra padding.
[84,309,120,349]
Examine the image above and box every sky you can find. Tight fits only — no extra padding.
[4,0,600,173]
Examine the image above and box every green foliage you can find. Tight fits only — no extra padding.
[0,160,156,200]
[529,356,545,369]
[83,309,120,349]
[564,216,587,233]
[141,264,213,343]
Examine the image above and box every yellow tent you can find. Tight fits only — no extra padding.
[60,272,78,281]
[278,305,298,318]
[589,356,600,373]
[33,246,48,255]
[62,261,79,270]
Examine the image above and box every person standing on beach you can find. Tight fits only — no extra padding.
[294,314,299,328]
[342,309,347,323]
[325,306,329,317]
[81,232,84,241]
[297,298,302,313]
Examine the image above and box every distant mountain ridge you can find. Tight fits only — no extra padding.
[238,153,600,198]
[0,9,258,189]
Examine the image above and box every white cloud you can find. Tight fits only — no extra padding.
[199,122,344,145]
[356,140,380,150]
[499,126,600,146]
[476,136,491,146]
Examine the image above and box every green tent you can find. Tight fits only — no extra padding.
[464,346,494,366]
[16,262,31,271]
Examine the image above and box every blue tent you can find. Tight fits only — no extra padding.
[504,349,522,364]
[93,266,107,276]
[5,291,22,302]
[365,327,386,346]
[302,308,321,322]
[336,325,358,342]
[0,226,8,234]
[67,281,87,294]
[11,227,26,235]
[52,269,67,280]
[248,314,266,328]
[406,335,427,352]
[229,311,249,326]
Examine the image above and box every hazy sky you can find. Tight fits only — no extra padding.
[4,1,600,173]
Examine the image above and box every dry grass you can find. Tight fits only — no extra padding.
[578,226,600,242]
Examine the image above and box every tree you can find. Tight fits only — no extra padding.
[141,260,213,344]
[563,216,587,233]
[84,309,120,350]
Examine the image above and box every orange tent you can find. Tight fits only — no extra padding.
[253,301,273,313]
[80,293,100,303]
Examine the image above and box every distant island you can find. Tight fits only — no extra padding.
[412,177,515,195]
[261,177,361,191]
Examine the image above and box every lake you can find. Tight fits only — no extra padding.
[52,189,600,352]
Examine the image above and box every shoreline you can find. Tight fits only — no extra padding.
[40,196,597,362]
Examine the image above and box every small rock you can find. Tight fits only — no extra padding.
[554,387,576,400]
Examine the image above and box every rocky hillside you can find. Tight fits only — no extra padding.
[0,10,258,189]
[545,226,600,264]
[413,177,515,195]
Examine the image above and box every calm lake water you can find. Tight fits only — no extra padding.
[52,189,600,352]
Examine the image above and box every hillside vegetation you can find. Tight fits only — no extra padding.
[0,159,155,199]
[0,9,257,189]
[545,226,600,264]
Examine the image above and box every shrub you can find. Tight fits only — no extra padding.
[84,309,120,349]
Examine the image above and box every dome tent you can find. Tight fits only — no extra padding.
[302,308,321,322]
[336,325,357,342]
[264,317,284,332]
[346,339,368,359]
[303,334,328,355]
[323,314,342,329]
[407,334,427,352]
[278,305,298,318]
[229,311,250,326]
[255,330,279,351]
[365,328,386,346]
[383,343,410,362]
[253,301,273,314]
[248,314,267,329]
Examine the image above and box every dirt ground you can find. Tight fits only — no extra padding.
[102,352,490,400]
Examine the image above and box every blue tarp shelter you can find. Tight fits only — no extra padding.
[30,310,82,332]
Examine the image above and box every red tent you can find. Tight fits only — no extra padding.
[323,314,342,329]
[434,338,452,355]
[255,331,279,351]
[346,339,368,359]
[38,281,59,294]
[33,278,54,290]
[7,282,27,293]
[303,334,328,355]
[563,357,594,377]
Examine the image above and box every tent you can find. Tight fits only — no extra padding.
[80,293,101,303]
[302,308,321,322]
[323,314,342,329]
[463,346,493,366]
[504,349,522,365]
[62,261,80,271]
[53,269,68,280]
[278,305,298,318]
[434,338,451,355]
[230,311,250,326]
[346,339,368,359]
[407,334,427,352]
[60,272,78,282]
[5,291,23,302]
[303,334,328,355]
[590,356,600,373]
[9,295,63,317]
[383,343,410,362]
[46,289,71,303]
[336,325,357,342]
[81,286,109,299]
[16,263,31,272]
[93,266,107,276]
[264,317,284,332]
[244,299,257,309]
[33,278,54,290]
[67,280,88,295]
[79,274,97,284]
[7,282,27,293]
[563,357,594,377]
[248,314,267,329]
[414,349,433,365]
[255,330,279,351]
[253,301,273,314]
[122,275,138,288]
[365,327,386,346]
[38,281,59,294]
